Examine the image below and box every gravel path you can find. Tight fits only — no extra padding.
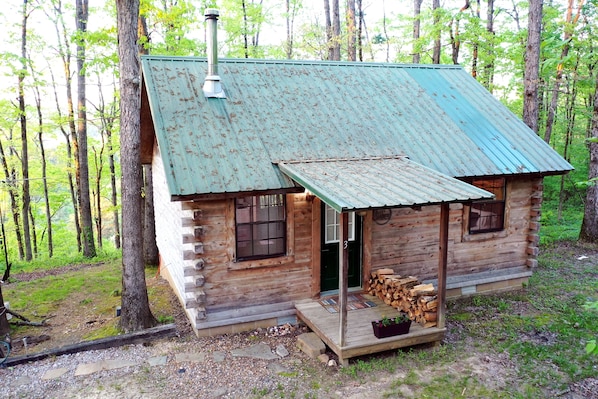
[0,324,350,399]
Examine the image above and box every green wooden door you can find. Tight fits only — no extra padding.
[320,203,362,292]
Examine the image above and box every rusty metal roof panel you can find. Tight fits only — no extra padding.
[140,57,572,198]
[278,157,494,212]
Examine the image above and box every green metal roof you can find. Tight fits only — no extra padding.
[278,157,494,212]
[141,57,573,200]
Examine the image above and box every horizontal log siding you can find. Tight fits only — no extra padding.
[181,194,313,316]
[370,178,534,281]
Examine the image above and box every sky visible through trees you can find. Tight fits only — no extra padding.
[0,0,596,266]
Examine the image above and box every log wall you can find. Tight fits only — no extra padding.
[153,144,315,332]
[153,153,543,334]
[369,177,541,282]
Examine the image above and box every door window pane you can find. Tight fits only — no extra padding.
[324,204,355,243]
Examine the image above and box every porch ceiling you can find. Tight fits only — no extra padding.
[277,157,494,213]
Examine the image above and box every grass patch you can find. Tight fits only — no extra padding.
[337,242,597,398]
[3,259,178,347]
[83,320,121,340]
[5,261,121,316]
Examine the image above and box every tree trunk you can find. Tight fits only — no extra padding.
[0,285,9,336]
[558,68,577,220]
[138,13,159,266]
[0,139,24,260]
[116,0,157,332]
[357,0,363,61]
[143,165,159,266]
[332,0,341,60]
[19,0,32,261]
[346,0,356,61]
[450,1,470,65]
[242,0,248,58]
[412,0,423,63]
[285,0,295,59]
[31,69,53,257]
[76,0,96,258]
[29,207,37,256]
[579,77,598,242]
[0,203,10,281]
[482,0,495,90]
[544,0,584,144]
[50,0,83,253]
[93,144,104,249]
[108,128,120,249]
[432,0,441,64]
[324,0,334,60]
[471,0,480,79]
[522,0,542,133]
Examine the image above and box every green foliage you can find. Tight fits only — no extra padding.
[583,301,598,356]
[7,247,121,275]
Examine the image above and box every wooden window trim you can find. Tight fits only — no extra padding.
[462,178,509,241]
[228,195,295,270]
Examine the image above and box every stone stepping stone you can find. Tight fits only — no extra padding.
[41,368,69,380]
[231,343,278,360]
[175,352,206,363]
[74,359,138,376]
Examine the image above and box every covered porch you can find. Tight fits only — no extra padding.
[295,294,446,366]
[278,157,493,365]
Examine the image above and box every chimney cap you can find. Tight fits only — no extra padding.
[205,8,219,17]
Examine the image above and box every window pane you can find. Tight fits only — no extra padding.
[237,241,252,258]
[324,204,356,243]
[470,202,505,232]
[236,206,251,224]
[270,238,284,254]
[253,240,269,256]
[269,221,285,238]
[326,226,337,243]
[236,224,252,241]
[469,178,506,234]
[253,224,269,240]
[348,212,355,241]
[235,195,286,260]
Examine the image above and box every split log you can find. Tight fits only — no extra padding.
[368,269,439,328]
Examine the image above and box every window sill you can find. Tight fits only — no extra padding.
[462,229,508,242]
[228,254,295,270]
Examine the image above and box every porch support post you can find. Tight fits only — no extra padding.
[338,212,349,347]
[437,202,449,329]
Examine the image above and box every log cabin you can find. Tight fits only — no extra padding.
[139,10,572,338]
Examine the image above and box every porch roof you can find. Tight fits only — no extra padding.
[277,157,494,213]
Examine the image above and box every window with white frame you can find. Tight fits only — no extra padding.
[324,204,355,243]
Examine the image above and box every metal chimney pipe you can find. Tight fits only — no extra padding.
[203,8,226,98]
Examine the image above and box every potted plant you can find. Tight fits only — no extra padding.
[371,313,412,338]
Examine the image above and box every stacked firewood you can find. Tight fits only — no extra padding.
[367,268,438,328]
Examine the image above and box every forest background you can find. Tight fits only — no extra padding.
[0,0,595,275]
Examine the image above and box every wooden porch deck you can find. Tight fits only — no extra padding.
[295,294,446,366]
